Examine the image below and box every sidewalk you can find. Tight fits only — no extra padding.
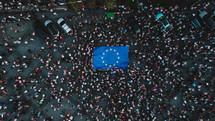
[4,21,33,43]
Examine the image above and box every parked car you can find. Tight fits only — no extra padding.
[199,11,215,29]
[57,1,66,6]
[57,18,72,35]
[44,20,60,38]
[34,19,48,40]
[186,14,201,29]
[156,13,172,31]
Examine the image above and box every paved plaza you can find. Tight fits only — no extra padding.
[0,0,215,121]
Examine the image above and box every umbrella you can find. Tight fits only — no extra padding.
[8,78,13,83]
[0,102,5,106]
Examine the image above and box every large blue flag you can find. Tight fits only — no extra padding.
[93,46,129,70]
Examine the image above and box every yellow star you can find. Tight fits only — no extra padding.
[105,64,107,66]
[114,50,116,52]
[102,61,104,63]
[117,53,119,55]
[103,53,105,55]
[106,50,108,52]
[109,65,111,67]
[118,57,120,59]
[116,61,118,63]
[101,57,103,59]
[110,49,112,51]
[113,64,115,66]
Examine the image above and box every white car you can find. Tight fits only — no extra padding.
[57,18,72,35]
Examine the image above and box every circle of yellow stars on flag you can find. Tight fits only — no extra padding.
[101,48,120,68]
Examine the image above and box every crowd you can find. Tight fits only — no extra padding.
[0,0,215,121]
[0,0,60,11]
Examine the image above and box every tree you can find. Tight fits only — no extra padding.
[105,0,116,10]
[87,0,96,9]
[149,0,204,7]
[67,0,83,11]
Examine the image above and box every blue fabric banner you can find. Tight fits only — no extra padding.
[93,46,129,70]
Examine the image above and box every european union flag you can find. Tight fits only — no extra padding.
[93,46,129,70]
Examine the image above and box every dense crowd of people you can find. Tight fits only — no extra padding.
[0,0,61,11]
[0,0,215,121]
